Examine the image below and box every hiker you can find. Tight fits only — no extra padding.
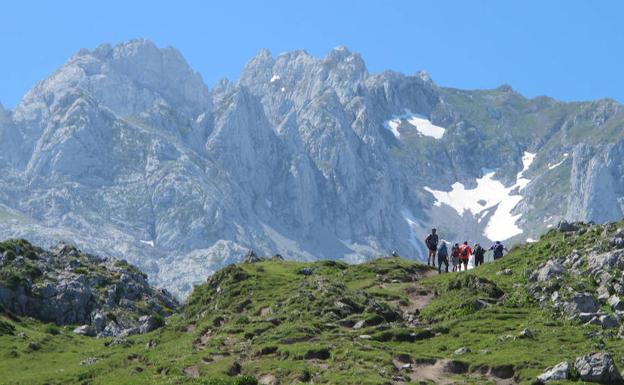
[451,243,461,272]
[458,241,471,271]
[490,241,508,261]
[424,228,439,267]
[473,243,485,267]
[437,241,449,274]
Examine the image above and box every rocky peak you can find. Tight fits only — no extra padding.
[322,45,368,78]
[16,39,211,122]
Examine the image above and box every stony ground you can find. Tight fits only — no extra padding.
[3,222,624,384]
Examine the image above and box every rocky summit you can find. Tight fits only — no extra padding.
[0,239,178,338]
[1,39,624,296]
[3,223,624,384]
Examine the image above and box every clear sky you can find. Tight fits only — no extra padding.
[1,0,623,107]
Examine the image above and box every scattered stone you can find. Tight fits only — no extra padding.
[491,364,515,379]
[258,374,279,385]
[443,360,469,374]
[597,286,611,303]
[183,365,200,378]
[93,312,106,333]
[537,361,570,383]
[454,347,470,355]
[574,352,622,383]
[27,342,40,351]
[395,354,412,364]
[304,347,330,360]
[138,315,161,334]
[609,237,624,249]
[353,320,366,329]
[80,357,100,366]
[497,268,513,276]
[598,314,620,329]
[609,296,624,311]
[299,267,314,276]
[73,325,95,337]
[145,339,157,349]
[271,254,284,261]
[227,361,242,376]
[358,334,372,339]
[519,328,534,338]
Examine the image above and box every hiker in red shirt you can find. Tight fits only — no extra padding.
[458,241,471,271]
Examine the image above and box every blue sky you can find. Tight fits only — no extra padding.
[1,0,623,107]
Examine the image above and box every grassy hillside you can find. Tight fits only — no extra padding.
[1,222,624,384]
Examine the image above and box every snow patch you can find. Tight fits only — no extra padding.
[383,109,445,139]
[270,74,281,83]
[424,152,536,241]
[548,154,569,170]
[402,208,424,251]
[140,239,155,247]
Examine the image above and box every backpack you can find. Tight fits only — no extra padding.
[493,244,504,257]
[461,247,469,258]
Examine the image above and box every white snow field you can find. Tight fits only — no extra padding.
[384,109,446,139]
[424,152,536,241]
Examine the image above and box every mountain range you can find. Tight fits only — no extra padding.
[0,39,623,296]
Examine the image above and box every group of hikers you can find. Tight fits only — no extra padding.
[424,228,508,274]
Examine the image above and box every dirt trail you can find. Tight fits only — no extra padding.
[391,268,438,322]
[194,329,212,350]
[393,358,518,385]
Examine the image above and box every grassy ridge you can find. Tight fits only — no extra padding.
[1,224,623,384]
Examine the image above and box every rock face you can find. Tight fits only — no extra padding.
[1,39,624,296]
[0,239,177,337]
[574,352,622,383]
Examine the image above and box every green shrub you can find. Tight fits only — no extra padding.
[4,250,15,261]
[45,324,60,335]
[234,377,258,385]
[24,250,38,260]
[0,320,15,336]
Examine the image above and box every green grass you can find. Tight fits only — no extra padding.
[2,223,624,384]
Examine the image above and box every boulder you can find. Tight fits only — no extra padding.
[597,286,611,303]
[564,293,600,316]
[533,260,565,282]
[574,352,622,383]
[598,314,620,329]
[243,250,263,263]
[536,361,570,383]
[609,296,624,312]
[609,237,624,249]
[580,312,606,323]
[97,322,123,338]
[588,251,624,274]
[93,312,106,333]
[557,220,578,232]
[138,315,161,334]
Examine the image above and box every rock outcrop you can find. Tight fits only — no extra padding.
[0,239,177,337]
